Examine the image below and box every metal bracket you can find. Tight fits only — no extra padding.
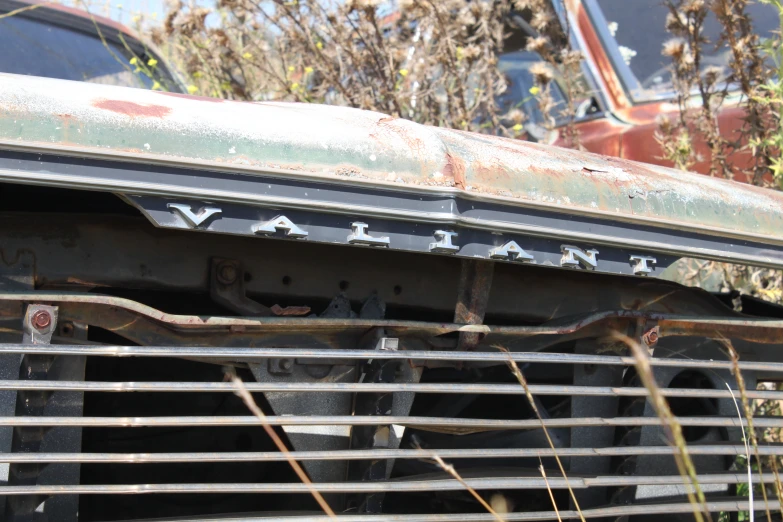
[454,260,494,351]
[210,258,311,317]
[6,304,60,520]
[23,305,58,345]
[570,340,624,509]
[348,331,400,514]
[210,258,272,317]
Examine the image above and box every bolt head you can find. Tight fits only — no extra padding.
[279,359,292,371]
[218,263,238,284]
[32,310,51,330]
[642,326,660,346]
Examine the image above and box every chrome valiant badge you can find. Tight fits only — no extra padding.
[130,198,663,277]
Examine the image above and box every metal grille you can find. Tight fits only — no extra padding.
[1,338,781,520]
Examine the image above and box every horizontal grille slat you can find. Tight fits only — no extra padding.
[0,379,779,400]
[0,472,777,493]
[0,415,779,428]
[130,500,776,521]
[0,444,781,463]
[0,344,778,372]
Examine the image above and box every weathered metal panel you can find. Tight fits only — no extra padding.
[1,73,782,244]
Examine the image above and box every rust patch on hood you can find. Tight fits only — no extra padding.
[92,99,172,118]
[444,153,467,189]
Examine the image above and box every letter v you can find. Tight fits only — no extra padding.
[167,203,222,228]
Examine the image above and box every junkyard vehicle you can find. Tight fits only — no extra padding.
[1,71,783,521]
[0,0,180,91]
[512,0,779,181]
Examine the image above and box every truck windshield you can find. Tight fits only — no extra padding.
[0,13,162,89]
[592,0,779,103]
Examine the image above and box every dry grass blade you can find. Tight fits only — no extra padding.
[722,338,773,522]
[429,454,506,522]
[0,1,51,19]
[726,383,754,521]
[769,455,783,515]
[496,345,586,522]
[610,333,711,522]
[539,460,562,522]
[226,370,336,519]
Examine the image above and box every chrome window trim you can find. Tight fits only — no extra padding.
[561,1,613,116]
[581,0,649,103]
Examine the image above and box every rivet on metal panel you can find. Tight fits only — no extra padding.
[59,322,75,338]
[217,262,238,285]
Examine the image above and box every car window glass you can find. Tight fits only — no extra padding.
[0,14,153,88]
[497,50,603,133]
[498,52,568,125]
[595,0,778,101]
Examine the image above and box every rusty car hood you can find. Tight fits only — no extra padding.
[0,73,781,272]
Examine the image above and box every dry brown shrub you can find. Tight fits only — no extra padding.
[659,1,783,305]
[153,0,582,141]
